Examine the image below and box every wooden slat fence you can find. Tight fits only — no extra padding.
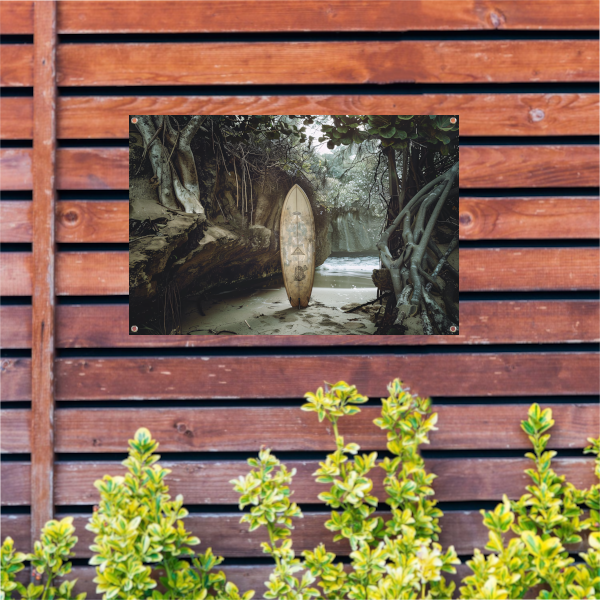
[1,2,598,598]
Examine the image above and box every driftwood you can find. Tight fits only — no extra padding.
[343,293,391,313]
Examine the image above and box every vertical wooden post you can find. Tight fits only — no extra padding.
[31,0,57,547]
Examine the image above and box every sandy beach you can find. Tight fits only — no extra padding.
[180,255,382,335]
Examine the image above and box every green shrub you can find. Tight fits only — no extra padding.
[1,379,598,600]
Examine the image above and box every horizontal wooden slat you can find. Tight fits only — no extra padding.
[4,146,598,191]
[1,252,128,296]
[460,248,599,291]
[2,94,598,139]
[2,404,595,454]
[2,353,597,402]
[2,249,597,297]
[2,301,597,349]
[1,463,28,504]
[4,306,31,347]
[0,409,30,453]
[55,148,128,190]
[462,145,600,188]
[0,200,128,243]
[2,509,588,559]
[4,197,599,243]
[0,201,31,242]
[2,457,593,505]
[0,148,32,190]
[0,358,30,402]
[55,201,127,243]
[55,252,128,295]
[3,1,599,34]
[54,41,599,87]
[0,97,32,139]
[460,197,600,239]
[0,45,32,87]
[0,253,30,295]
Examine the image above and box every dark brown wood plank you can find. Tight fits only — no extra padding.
[0,149,32,190]
[0,252,128,296]
[0,97,33,139]
[4,1,600,34]
[0,200,31,242]
[1,409,30,453]
[0,253,31,295]
[0,200,128,243]
[0,358,31,402]
[3,300,598,350]
[0,1,33,34]
[53,354,599,400]
[1,462,30,505]
[56,251,128,295]
[56,300,600,346]
[56,41,599,87]
[48,404,597,453]
[60,1,600,33]
[54,458,597,506]
[31,0,58,544]
[0,45,33,87]
[3,94,597,139]
[0,306,32,349]
[461,145,599,188]
[1,249,597,297]
[2,509,588,559]
[460,197,600,240]
[460,248,599,291]
[0,515,29,549]
[4,146,598,191]
[56,147,128,190]
[56,200,128,243]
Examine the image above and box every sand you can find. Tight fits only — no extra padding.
[180,285,380,335]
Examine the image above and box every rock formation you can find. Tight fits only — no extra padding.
[129,134,331,318]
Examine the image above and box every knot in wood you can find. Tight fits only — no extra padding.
[459,212,472,225]
[176,422,187,433]
[63,210,79,224]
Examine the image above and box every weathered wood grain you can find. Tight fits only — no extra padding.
[0,201,128,243]
[0,306,31,349]
[5,198,598,244]
[460,248,599,291]
[54,354,600,400]
[2,248,597,296]
[0,463,30,505]
[1,252,128,296]
[2,457,594,505]
[0,201,32,242]
[56,147,129,190]
[56,41,599,87]
[2,94,598,139]
[461,145,599,188]
[2,508,588,559]
[56,251,128,295]
[0,253,32,295]
[31,0,58,542]
[0,45,32,86]
[0,149,32,190]
[0,409,30,453]
[56,201,128,243]
[460,197,600,240]
[0,358,31,402]
[3,1,599,34]
[4,146,599,190]
[3,403,595,454]
[0,97,33,139]
[3,300,598,349]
